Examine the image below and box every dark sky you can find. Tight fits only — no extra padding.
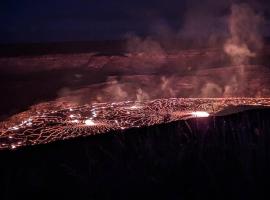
[0,0,269,43]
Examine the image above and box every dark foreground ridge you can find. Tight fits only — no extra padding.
[0,108,270,199]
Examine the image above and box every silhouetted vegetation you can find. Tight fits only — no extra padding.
[0,108,270,199]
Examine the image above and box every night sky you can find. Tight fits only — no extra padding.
[0,0,269,43]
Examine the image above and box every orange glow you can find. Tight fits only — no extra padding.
[191,111,210,118]
[85,119,95,126]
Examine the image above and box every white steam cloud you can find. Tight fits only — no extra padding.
[224,3,263,66]
[222,3,264,96]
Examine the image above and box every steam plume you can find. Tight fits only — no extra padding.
[224,3,263,66]
[223,3,264,96]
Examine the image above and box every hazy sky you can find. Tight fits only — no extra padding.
[0,0,269,43]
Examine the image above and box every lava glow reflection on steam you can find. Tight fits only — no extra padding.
[191,111,210,118]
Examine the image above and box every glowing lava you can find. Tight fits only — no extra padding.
[1,98,270,150]
[85,119,95,126]
[191,111,210,118]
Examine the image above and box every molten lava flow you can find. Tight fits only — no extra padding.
[191,111,210,118]
[1,98,270,150]
[85,119,95,126]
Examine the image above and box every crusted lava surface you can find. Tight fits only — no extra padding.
[0,98,270,150]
